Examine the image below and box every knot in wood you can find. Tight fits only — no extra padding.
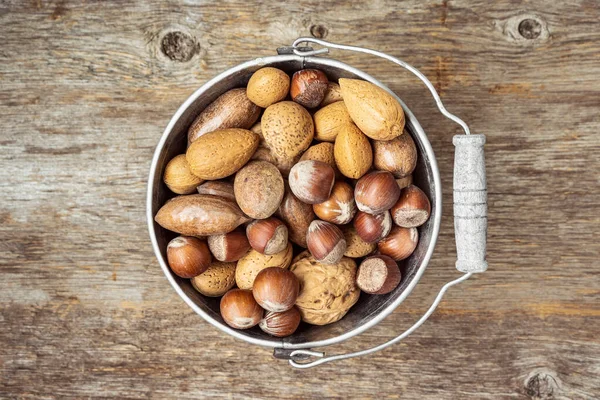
[310,24,329,39]
[518,19,542,40]
[525,370,560,399]
[161,31,198,62]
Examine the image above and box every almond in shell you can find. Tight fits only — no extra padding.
[339,78,405,141]
[191,261,237,297]
[186,128,259,180]
[235,243,293,290]
[163,154,204,194]
[333,123,373,179]
[299,142,341,178]
[313,101,353,142]
[247,67,290,108]
[261,101,314,160]
[341,224,377,258]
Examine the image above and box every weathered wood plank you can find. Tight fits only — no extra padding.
[1,0,599,398]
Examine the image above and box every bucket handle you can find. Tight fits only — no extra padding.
[279,38,488,369]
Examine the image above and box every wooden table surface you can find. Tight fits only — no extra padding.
[1,1,599,398]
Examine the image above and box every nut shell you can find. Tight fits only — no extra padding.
[246,218,288,255]
[252,267,299,312]
[396,175,413,189]
[391,184,431,228]
[259,307,301,337]
[246,67,290,108]
[288,160,335,204]
[306,220,347,265]
[313,101,353,142]
[276,183,315,247]
[235,243,293,290]
[234,161,284,219]
[163,154,204,195]
[207,228,250,262]
[196,181,235,201]
[299,142,341,178]
[353,210,392,243]
[342,224,377,258]
[373,132,417,178]
[166,236,212,278]
[187,88,261,145]
[356,255,401,295]
[191,261,236,297]
[220,289,263,329]
[334,123,372,179]
[313,181,356,225]
[355,171,401,214]
[155,194,250,237]
[319,82,343,107]
[261,101,314,160]
[251,145,298,178]
[291,69,329,108]
[290,253,359,325]
[378,226,419,261]
[339,78,405,141]
[186,128,259,180]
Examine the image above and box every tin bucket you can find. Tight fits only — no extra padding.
[147,38,488,368]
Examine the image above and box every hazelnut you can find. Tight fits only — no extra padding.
[356,255,401,294]
[288,160,335,204]
[306,220,347,265]
[196,181,235,201]
[166,236,212,278]
[390,185,431,228]
[246,218,288,255]
[291,69,329,108]
[378,226,419,261]
[313,181,357,225]
[259,307,301,337]
[163,154,204,195]
[220,289,263,329]
[355,171,401,214]
[252,267,299,312]
[207,228,250,262]
[353,211,392,243]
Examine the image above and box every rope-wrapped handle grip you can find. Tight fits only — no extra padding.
[453,134,488,273]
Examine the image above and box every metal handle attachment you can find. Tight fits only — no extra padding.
[281,38,487,369]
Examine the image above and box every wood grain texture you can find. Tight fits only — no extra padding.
[1,0,599,398]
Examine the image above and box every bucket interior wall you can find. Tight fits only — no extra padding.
[149,57,439,347]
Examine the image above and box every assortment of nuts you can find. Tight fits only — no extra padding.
[155,67,431,337]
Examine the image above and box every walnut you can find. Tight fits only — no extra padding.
[290,251,360,325]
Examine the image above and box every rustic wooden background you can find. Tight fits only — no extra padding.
[1,0,599,398]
